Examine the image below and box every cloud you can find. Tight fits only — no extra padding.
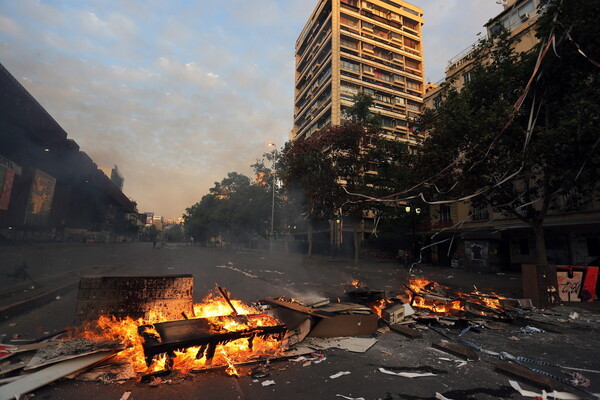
[0,15,22,37]
[0,0,504,218]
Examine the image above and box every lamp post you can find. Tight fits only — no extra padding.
[267,142,277,253]
[405,205,421,260]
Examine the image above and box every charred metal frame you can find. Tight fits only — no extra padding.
[138,315,286,368]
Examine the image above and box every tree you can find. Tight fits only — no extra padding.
[417,0,600,265]
[183,171,273,247]
[278,94,414,258]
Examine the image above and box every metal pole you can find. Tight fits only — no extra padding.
[270,148,277,253]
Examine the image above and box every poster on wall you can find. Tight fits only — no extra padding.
[0,155,22,211]
[24,169,56,226]
[556,266,599,302]
[145,212,154,225]
[464,240,489,261]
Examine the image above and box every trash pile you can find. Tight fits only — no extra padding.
[1,275,599,399]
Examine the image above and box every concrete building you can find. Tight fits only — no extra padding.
[293,0,425,152]
[420,0,600,273]
[0,62,138,242]
[425,0,541,109]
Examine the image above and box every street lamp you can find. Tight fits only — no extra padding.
[405,205,421,259]
[267,142,277,252]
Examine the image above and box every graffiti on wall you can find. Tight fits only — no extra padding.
[464,240,489,261]
[556,266,599,302]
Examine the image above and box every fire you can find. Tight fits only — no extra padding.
[371,298,393,318]
[405,278,504,314]
[80,290,283,375]
[351,280,361,288]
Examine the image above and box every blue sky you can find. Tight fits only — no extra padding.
[0,0,503,218]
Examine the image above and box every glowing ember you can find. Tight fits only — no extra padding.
[404,278,504,314]
[371,298,393,318]
[351,280,362,288]
[80,289,283,375]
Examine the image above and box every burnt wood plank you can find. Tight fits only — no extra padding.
[496,361,564,391]
[432,339,479,361]
[389,324,422,339]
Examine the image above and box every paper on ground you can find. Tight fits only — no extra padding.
[509,380,580,399]
[336,395,366,400]
[330,371,351,379]
[261,380,276,387]
[379,367,436,378]
[436,393,454,400]
[304,337,377,353]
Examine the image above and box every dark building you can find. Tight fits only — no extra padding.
[0,62,137,242]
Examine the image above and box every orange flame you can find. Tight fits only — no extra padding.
[80,290,283,375]
[405,278,504,314]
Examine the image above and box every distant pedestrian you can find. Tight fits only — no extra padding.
[153,241,156,248]
[396,249,404,266]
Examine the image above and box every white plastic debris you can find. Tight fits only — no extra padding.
[336,395,366,400]
[569,312,580,320]
[119,391,132,400]
[329,371,351,379]
[435,393,454,400]
[439,357,467,367]
[509,380,581,399]
[378,367,436,378]
[261,380,276,387]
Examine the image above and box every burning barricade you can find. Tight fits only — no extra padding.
[2,273,595,400]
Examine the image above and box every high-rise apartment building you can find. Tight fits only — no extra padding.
[293,0,425,150]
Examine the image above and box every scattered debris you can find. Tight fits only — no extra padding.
[520,326,547,335]
[329,371,351,379]
[439,357,467,368]
[336,395,366,400]
[261,379,276,387]
[508,380,580,399]
[25,339,123,370]
[389,324,422,339]
[119,391,132,400]
[496,362,564,391]
[303,337,377,353]
[569,312,580,320]
[378,367,436,378]
[0,351,117,400]
[432,339,479,361]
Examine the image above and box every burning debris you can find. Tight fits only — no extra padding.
[1,273,597,400]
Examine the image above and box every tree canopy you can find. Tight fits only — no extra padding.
[416,0,600,264]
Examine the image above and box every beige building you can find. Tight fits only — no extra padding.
[425,0,540,109]
[421,0,600,273]
[293,0,425,152]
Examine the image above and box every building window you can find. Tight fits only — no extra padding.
[440,205,451,223]
[463,70,473,84]
[433,95,442,108]
[406,79,421,91]
[340,14,358,27]
[341,36,358,49]
[471,205,489,221]
[405,58,420,70]
[404,37,419,50]
[341,59,360,72]
[363,87,375,96]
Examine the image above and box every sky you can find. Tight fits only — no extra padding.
[0,0,504,219]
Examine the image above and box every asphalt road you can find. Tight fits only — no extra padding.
[1,243,599,399]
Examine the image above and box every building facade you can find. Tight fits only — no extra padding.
[0,62,138,242]
[293,0,425,152]
[420,0,600,272]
